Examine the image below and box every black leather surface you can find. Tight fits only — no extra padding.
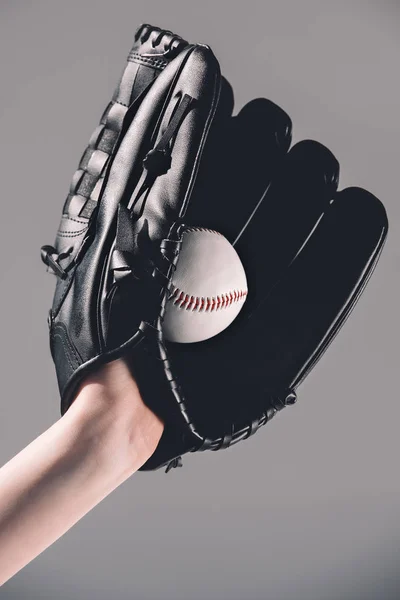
[41,24,388,473]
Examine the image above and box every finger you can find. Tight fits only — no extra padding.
[218,76,235,119]
[247,186,388,393]
[235,139,340,313]
[225,98,293,239]
[186,97,292,238]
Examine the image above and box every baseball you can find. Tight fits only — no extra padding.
[162,226,248,343]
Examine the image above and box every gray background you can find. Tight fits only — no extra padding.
[0,1,399,598]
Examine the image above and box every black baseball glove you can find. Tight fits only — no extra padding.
[41,24,388,473]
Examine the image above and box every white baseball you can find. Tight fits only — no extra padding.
[162,226,248,343]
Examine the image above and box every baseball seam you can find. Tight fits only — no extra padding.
[183,226,223,236]
[168,285,248,313]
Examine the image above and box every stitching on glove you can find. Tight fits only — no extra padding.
[113,100,129,109]
[128,52,168,69]
[57,227,88,238]
[60,216,89,225]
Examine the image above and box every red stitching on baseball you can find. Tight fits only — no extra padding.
[168,227,247,312]
[168,285,248,312]
[183,226,223,236]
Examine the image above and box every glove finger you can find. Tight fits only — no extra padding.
[218,76,235,119]
[235,139,340,314]
[225,98,293,240]
[186,97,292,238]
[245,186,388,393]
[51,25,188,266]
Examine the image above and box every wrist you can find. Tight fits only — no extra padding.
[65,359,164,474]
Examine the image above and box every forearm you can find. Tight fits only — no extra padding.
[0,359,163,585]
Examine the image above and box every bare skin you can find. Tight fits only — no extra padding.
[0,358,164,585]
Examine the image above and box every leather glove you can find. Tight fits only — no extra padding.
[41,25,388,474]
